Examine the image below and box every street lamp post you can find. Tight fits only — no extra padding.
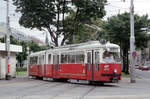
[6,0,11,80]
[130,0,136,83]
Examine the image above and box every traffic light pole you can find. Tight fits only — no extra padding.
[6,0,11,80]
[130,0,136,83]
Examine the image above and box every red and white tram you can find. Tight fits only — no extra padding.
[29,41,122,84]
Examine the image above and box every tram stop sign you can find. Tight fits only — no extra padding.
[132,51,137,58]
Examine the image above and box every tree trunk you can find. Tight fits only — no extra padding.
[122,51,126,72]
[122,48,129,74]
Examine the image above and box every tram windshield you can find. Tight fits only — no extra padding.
[102,50,121,63]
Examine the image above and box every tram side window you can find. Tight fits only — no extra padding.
[102,51,121,63]
[34,57,38,64]
[71,55,76,63]
[76,54,84,64]
[48,54,51,64]
[61,51,85,64]
[95,52,99,63]
[87,52,91,63]
[68,54,75,64]
[29,57,33,65]
[61,54,68,64]
[53,55,59,64]
[42,55,45,65]
[29,56,38,65]
[39,56,42,65]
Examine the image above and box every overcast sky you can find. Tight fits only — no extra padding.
[0,0,150,42]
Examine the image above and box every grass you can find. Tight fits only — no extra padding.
[16,71,27,76]
[122,72,130,78]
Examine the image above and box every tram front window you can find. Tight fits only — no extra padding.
[103,51,120,63]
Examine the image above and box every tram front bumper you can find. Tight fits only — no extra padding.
[101,74,121,77]
[101,73,121,83]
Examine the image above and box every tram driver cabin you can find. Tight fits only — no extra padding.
[29,41,121,84]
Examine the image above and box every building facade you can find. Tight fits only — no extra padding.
[0,43,22,79]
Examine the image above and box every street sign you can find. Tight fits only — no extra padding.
[132,51,137,58]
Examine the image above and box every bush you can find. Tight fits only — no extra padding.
[16,67,27,72]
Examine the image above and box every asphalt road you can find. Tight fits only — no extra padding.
[0,76,150,99]
[135,69,150,79]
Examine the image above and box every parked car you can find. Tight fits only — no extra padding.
[139,65,150,71]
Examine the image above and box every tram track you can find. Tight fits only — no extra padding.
[2,81,50,94]
[79,86,96,99]
[0,79,36,87]
[50,83,80,99]
[50,82,97,99]
[0,77,55,87]
[15,82,65,99]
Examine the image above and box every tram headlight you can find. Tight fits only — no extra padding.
[114,69,117,73]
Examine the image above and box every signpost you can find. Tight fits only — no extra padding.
[6,0,11,80]
[130,0,136,83]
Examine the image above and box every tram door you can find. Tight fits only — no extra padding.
[94,50,100,81]
[53,54,59,78]
[87,50,100,81]
[38,55,45,77]
[87,51,94,81]
[38,56,42,76]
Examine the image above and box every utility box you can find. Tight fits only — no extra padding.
[0,43,22,79]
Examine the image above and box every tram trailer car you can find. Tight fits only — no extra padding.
[29,41,121,84]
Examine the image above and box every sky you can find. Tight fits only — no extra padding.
[0,0,150,42]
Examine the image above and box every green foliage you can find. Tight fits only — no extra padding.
[103,12,150,50]
[0,36,19,44]
[0,37,4,43]
[73,0,107,23]
[103,12,150,73]
[16,71,27,76]
[13,0,107,46]
[10,36,20,45]
[28,41,50,52]
[122,72,130,78]
[16,41,28,64]
[17,41,50,65]
[64,10,104,44]
[0,35,50,65]
[16,67,27,72]
[72,19,104,43]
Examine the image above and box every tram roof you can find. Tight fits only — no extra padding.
[29,41,120,56]
[29,50,46,57]
[47,41,120,53]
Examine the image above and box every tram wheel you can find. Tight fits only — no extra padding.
[99,82,104,86]
[36,76,43,80]
[53,78,68,82]
[89,81,94,85]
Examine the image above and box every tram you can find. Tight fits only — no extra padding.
[29,41,121,84]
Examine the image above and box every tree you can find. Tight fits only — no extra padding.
[28,41,50,52]
[13,0,107,46]
[0,36,19,45]
[0,35,50,66]
[62,9,105,44]
[103,12,150,74]
[16,41,50,66]
[16,41,28,67]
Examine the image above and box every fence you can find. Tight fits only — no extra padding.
[16,64,27,76]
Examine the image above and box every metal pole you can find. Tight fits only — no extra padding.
[130,0,136,83]
[27,47,29,77]
[6,0,11,80]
